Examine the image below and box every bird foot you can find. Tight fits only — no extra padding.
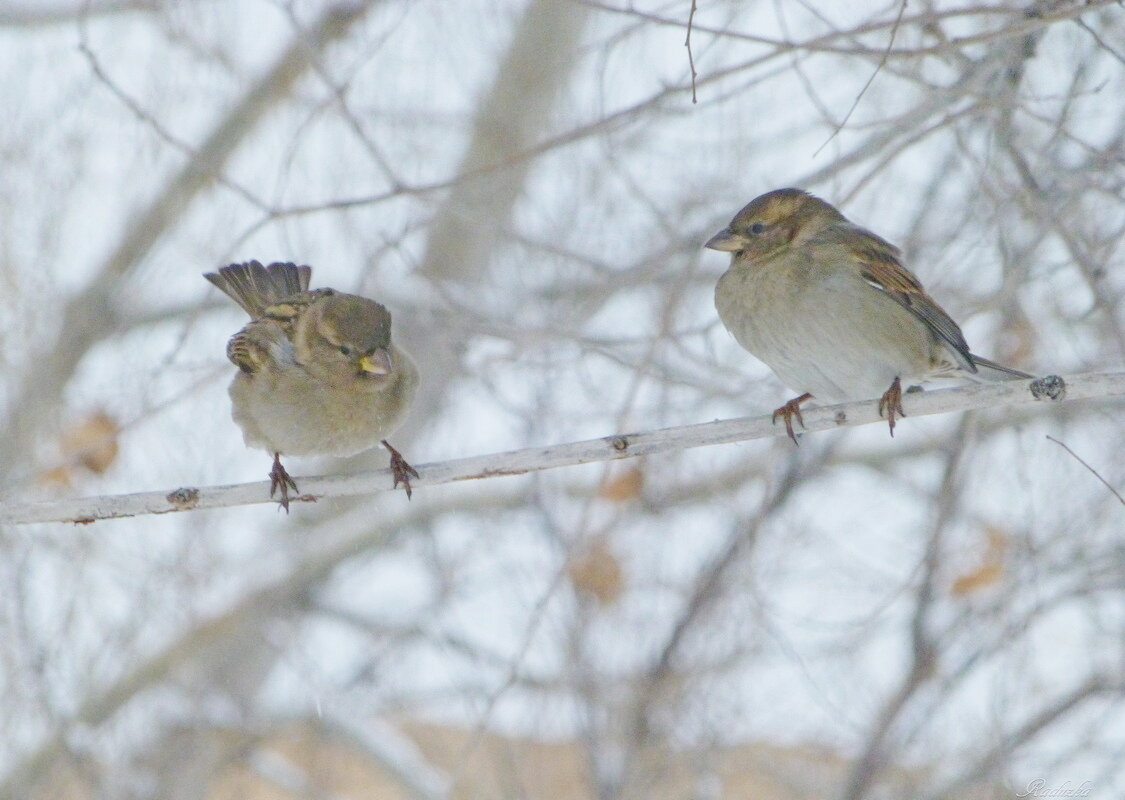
[772,393,813,445]
[878,377,906,437]
[383,440,419,499]
[269,452,299,512]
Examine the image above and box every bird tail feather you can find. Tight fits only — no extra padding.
[205,260,312,317]
[969,354,1034,380]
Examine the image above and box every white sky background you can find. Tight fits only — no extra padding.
[1,1,1123,797]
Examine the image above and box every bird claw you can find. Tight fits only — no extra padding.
[772,393,812,446]
[382,440,419,499]
[878,377,906,437]
[269,452,299,513]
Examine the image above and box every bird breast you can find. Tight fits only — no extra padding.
[229,348,419,456]
[715,254,938,402]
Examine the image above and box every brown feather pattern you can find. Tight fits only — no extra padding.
[205,260,312,318]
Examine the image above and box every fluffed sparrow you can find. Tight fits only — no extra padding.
[205,260,420,509]
[706,188,1032,442]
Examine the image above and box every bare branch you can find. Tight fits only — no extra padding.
[319,716,450,800]
[0,0,155,28]
[813,0,908,157]
[842,417,972,800]
[1046,435,1125,507]
[919,675,1120,800]
[685,0,699,103]
[419,0,588,282]
[2,372,1116,525]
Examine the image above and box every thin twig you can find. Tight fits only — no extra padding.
[814,0,909,157]
[77,10,268,212]
[0,372,1116,525]
[685,0,699,103]
[1046,435,1125,506]
[1074,17,1125,66]
[917,675,1117,800]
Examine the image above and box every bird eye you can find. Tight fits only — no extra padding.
[338,345,353,357]
[749,222,765,235]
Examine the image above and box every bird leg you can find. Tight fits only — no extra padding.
[772,393,813,445]
[878,376,906,437]
[382,440,420,499]
[269,452,299,512]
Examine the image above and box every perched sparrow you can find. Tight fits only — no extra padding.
[706,188,1032,443]
[205,260,420,509]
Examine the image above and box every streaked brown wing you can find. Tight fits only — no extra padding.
[226,319,295,374]
[855,242,976,373]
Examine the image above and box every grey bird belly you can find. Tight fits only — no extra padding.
[715,264,935,403]
[229,355,418,456]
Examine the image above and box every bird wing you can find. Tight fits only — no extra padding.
[227,319,297,375]
[850,233,977,374]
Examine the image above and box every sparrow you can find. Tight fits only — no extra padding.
[705,188,1032,443]
[205,260,420,510]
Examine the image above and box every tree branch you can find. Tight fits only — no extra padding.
[2,372,1118,525]
[0,0,155,28]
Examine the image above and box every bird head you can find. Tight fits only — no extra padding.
[705,188,845,261]
[308,293,396,378]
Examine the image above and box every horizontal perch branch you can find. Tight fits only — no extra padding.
[2,372,1119,525]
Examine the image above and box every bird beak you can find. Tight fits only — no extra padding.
[704,227,745,252]
[359,348,393,375]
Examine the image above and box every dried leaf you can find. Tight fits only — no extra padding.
[998,311,1037,368]
[38,464,73,488]
[951,525,1011,596]
[598,467,644,503]
[984,525,1010,555]
[951,562,1004,596]
[60,411,120,474]
[568,538,624,606]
